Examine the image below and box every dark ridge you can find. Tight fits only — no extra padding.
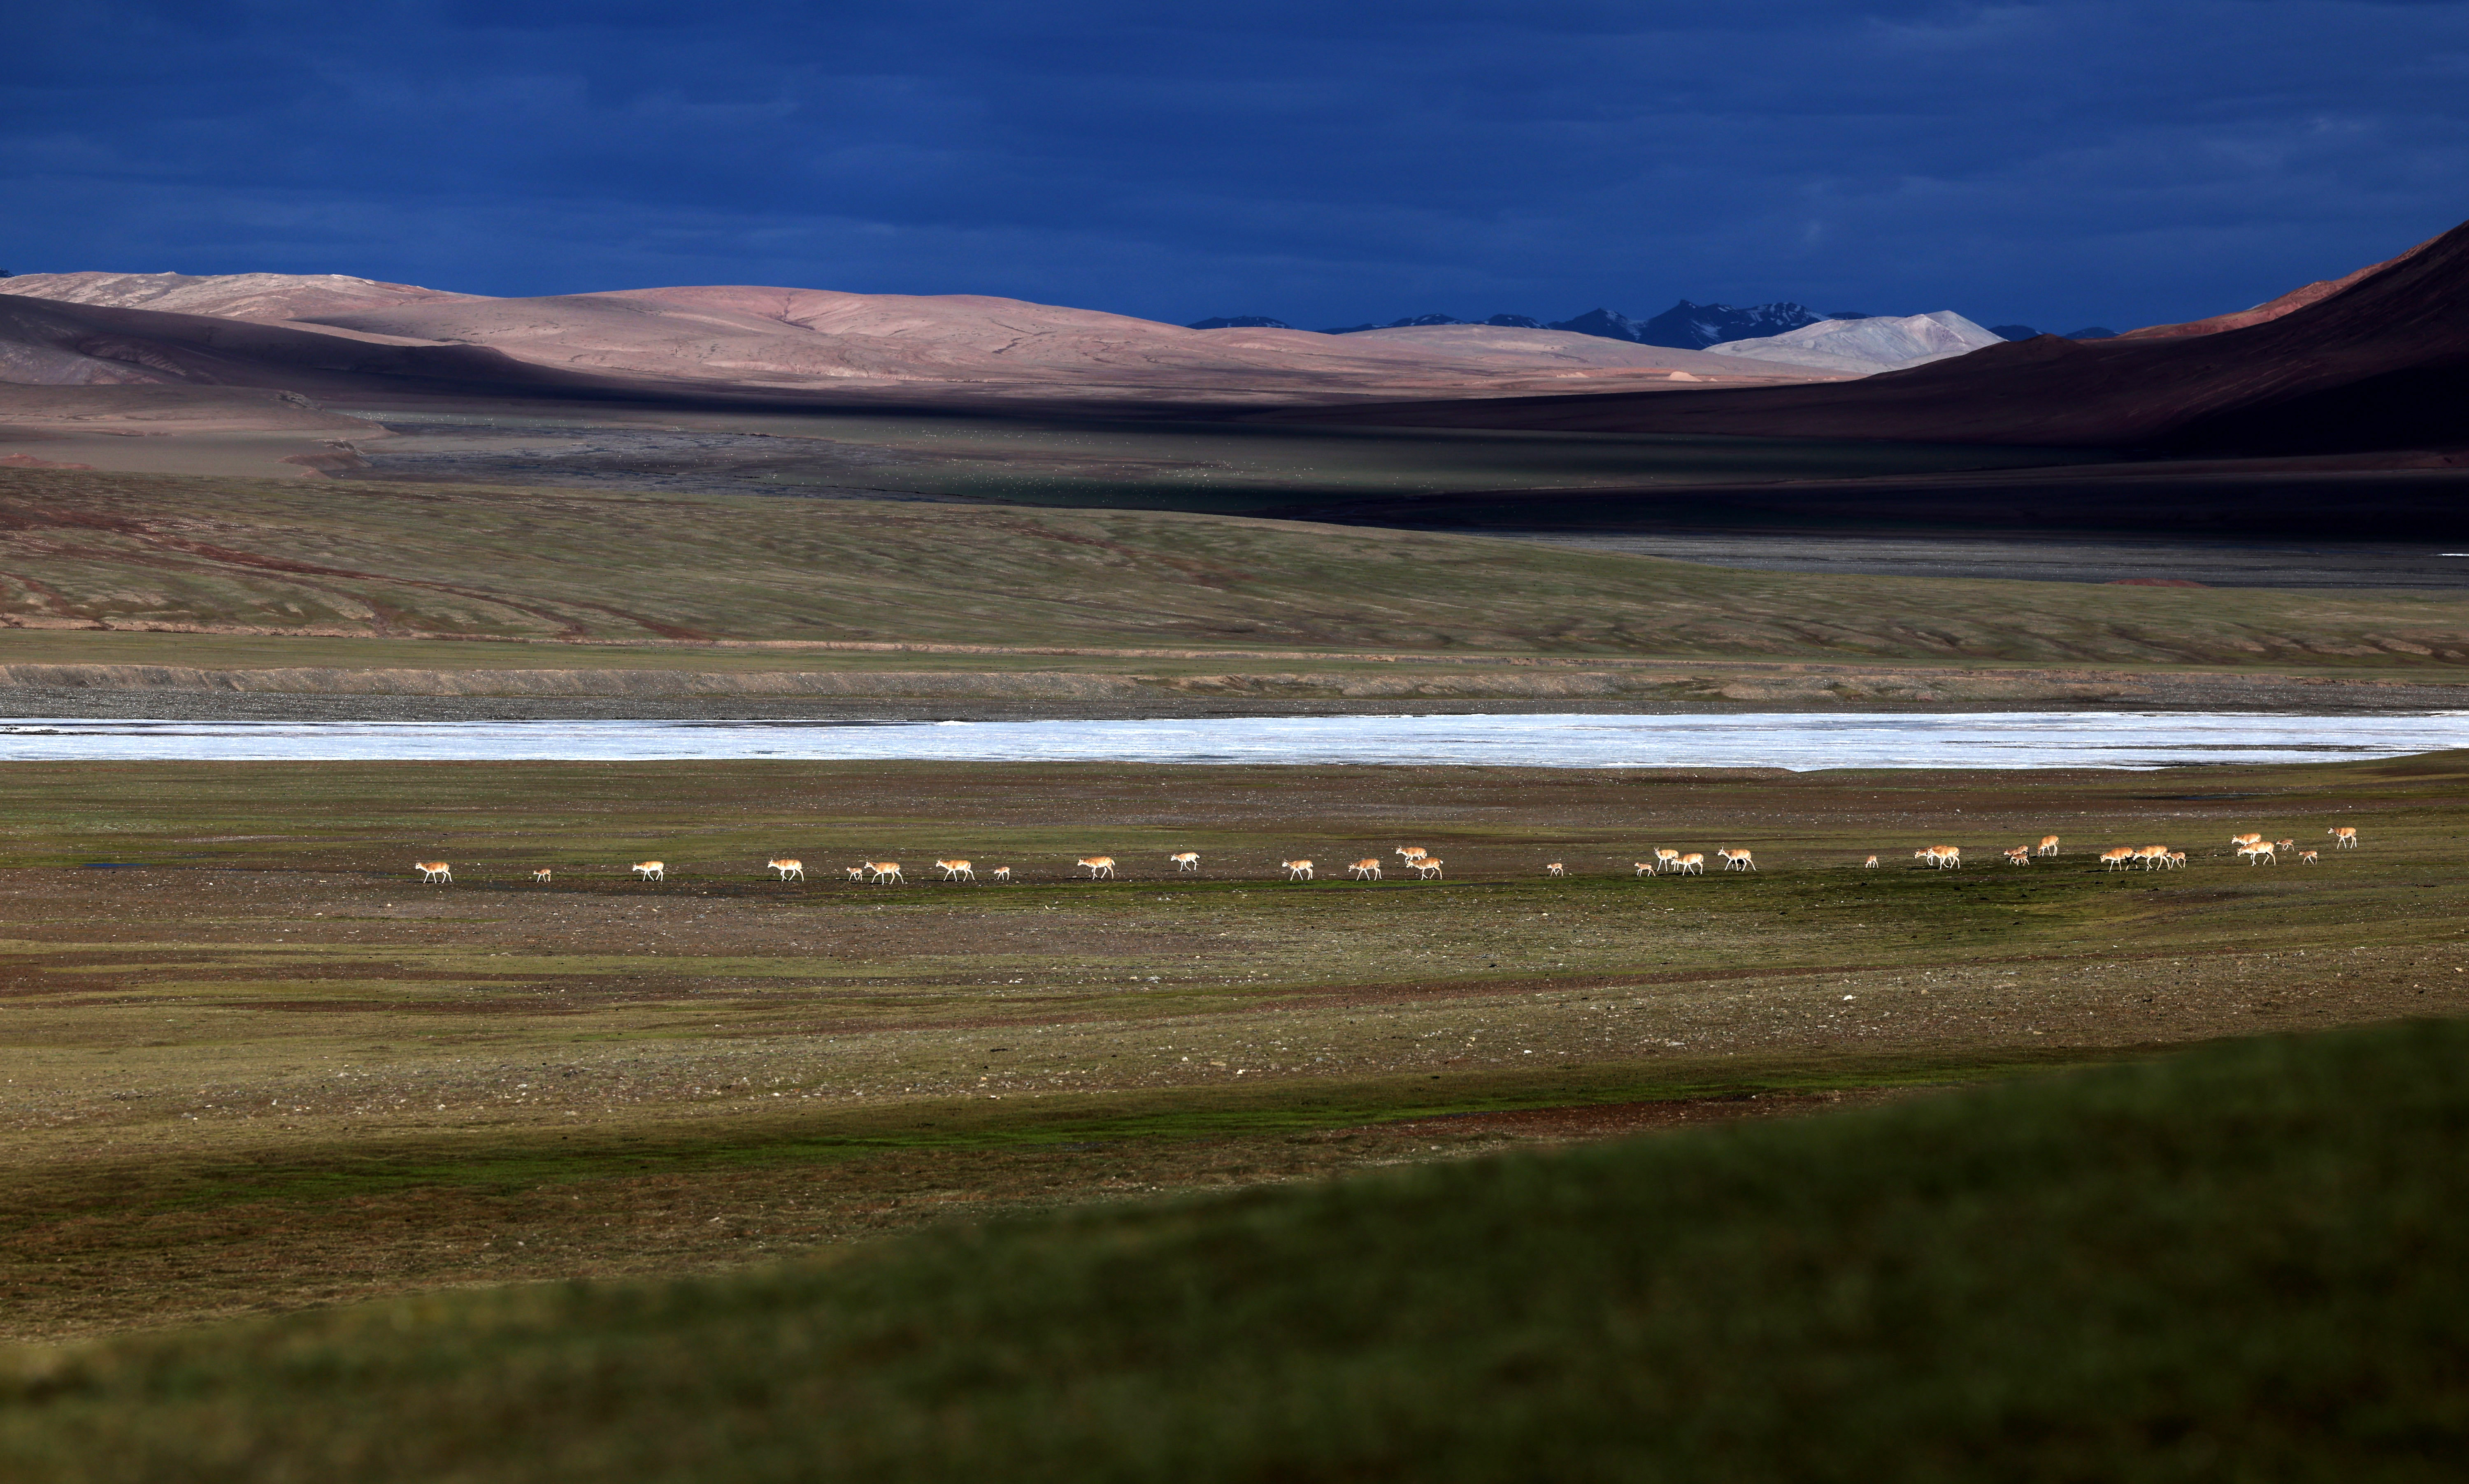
[1254,217,2469,457]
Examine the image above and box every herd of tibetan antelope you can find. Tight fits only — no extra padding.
[406,828,2359,887]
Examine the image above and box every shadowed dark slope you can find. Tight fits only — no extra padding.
[0,293,653,402]
[1279,451,2469,538]
[1261,220,2469,455]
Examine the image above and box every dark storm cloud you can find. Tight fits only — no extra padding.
[4,1,2466,330]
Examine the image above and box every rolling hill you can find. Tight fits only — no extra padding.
[0,275,1831,420]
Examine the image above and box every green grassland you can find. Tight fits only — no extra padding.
[2,468,2467,676]
[3,1014,2461,1481]
[0,751,2462,1345]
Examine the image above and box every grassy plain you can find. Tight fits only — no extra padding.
[3,1013,2463,1480]
[3,469,2469,677]
[0,750,2462,1346]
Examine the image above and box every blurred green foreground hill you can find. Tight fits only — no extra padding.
[5,1019,2464,1482]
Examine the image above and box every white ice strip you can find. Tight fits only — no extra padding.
[0,712,2460,769]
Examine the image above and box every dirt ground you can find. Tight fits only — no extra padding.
[0,752,2464,1343]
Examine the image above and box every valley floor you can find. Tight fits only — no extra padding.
[0,751,2462,1342]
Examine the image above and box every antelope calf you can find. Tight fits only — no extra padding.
[935,859,975,882]
[1349,859,1383,880]
[2098,848,2134,871]
[2166,851,2187,869]
[1078,856,1116,879]
[530,868,552,885]
[767,857,804,882]
[867,861,904,884]
[1718,848,1757,872]
[2003,847,2031,866]
[2297,850,2319,864]
[844,865,867,881]
[632,861,665,882]
[2036,835,2061,857]
[2330,826,2359,848]
[1544,862,1565,877]
[1169,852,1201,872]
[1863,855,1879,869]
[1674,852,1705,876]
[1634,862,1658,877]
[1412,858,1444,879]
[1281,859,1315,882]
[415,861,452,885]
[990,866,1013,883]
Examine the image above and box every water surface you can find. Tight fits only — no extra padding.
[0,712,2457,770]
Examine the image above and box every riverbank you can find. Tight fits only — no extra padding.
[0,658,2461,721]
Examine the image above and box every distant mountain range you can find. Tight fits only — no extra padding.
[1193,302,2120,348]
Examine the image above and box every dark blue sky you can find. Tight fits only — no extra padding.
[8,1,2467,332]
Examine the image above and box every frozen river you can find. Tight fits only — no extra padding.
[0,712,2460,770]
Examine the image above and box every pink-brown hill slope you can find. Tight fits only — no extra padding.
[1265,219,2469,454]
[0,292,645,398]
[2110,233,2440,341]
[291,285,1823,399]
[0,272,1831,415]
[0,271,479,326]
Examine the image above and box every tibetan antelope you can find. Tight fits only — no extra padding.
[1077,856,1116,879]
[2035,835,2061,857]
[1281,859,1315,881]
[935,859,975,882]
[2330,826,2359,848]
[2132,845,2170,871]
[2238,842,2277,866]
[1544,862,1565,877]
[1917,845,1962,870]
[1718,848,1757,872]
[2098,848,2134,871]
[1169,852,1201,872]
[1412,858,1444,879]
[1394,847,1429,865]
[866,861,904,884]
[415,861,452,885]
[2003,847,2031,866]
[1349,859,1383,880]
[2230,833,2264,852]
[990,866,1012,883]
[530,868,552,885]
[844,865,867,881]
[767,858,804,882]
[631,861,665,882]
[1653,848,1682,873]
[2297,850,2319,864]
[1673,852,1705,876]
[1863,855,1879,869]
